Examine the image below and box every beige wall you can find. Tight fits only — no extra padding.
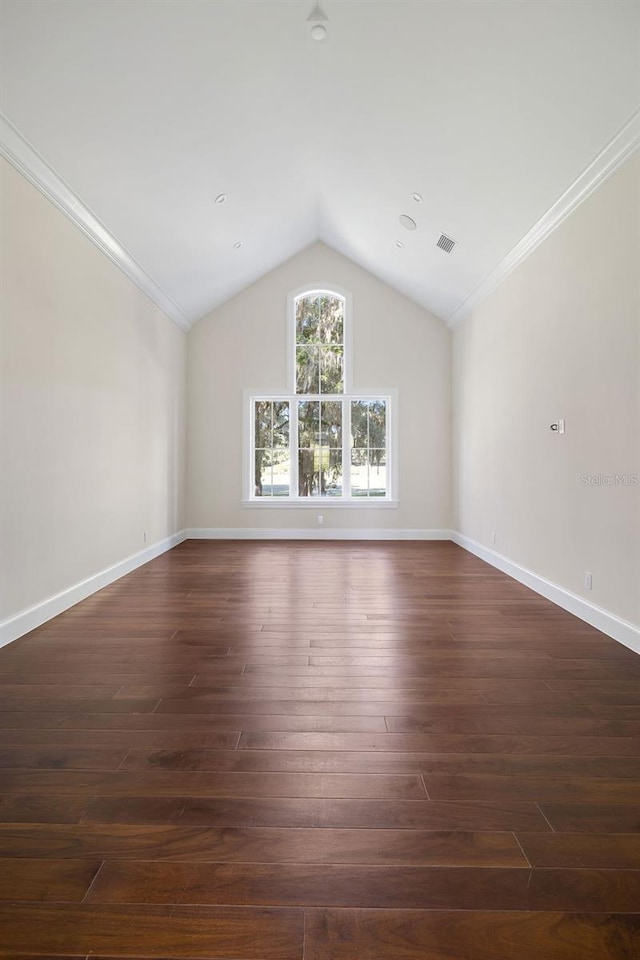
[187,242,451,532]
[452,154,640,627]
[0,158,187,622]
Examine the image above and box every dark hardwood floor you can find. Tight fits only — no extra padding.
[0,539,638,959]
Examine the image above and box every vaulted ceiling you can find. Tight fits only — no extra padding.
[1,0,639,329]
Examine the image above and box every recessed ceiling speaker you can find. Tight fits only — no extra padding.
[399,214,417,231]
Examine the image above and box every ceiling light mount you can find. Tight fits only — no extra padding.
[233,241,243,250]
[308,2,328,40]
[395,240,405,249]
[411,192,423,204]
[215,193,227,205]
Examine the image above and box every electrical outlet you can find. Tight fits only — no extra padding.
[317,515,324,526]
[584,571,592,591]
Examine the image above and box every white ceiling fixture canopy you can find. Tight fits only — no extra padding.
[0,0,638,328]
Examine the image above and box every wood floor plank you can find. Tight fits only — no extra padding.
[142,674,561,687]
[84,796,187,825]
[517,833,640,868]
[0,673,197,685]
[83,861,640,912]
[0,824,526,865]
[83,796,549,831]
[0,700,602,724]
[0,747,129,770]
[238,731,640,755]
[386,715,640,736]
[304,908,640,960]
[118,746,640,778]
[540,803,640,833]
[0,769,427,799]
[0,713,389,734]
[155,689,492,706]
[0,684,123,698]
[424,773,640,802]
[113,746,640,782]
[0,697,159,713]
[0,903,304,959]
[0,796,92,823]
[0,858,101,902]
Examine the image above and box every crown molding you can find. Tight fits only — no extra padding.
[448,110,640,328]
[0,113,192,333]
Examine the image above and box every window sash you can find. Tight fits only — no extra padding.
[250,395,391,501]
[289,288,352,396]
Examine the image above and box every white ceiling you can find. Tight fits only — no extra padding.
[1,0,639,326]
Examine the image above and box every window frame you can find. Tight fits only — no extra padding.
[287,285,353,395]
[243,284,398,507]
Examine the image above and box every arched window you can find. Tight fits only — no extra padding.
[246,286,394,503]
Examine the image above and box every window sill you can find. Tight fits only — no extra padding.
[243,499,399,509]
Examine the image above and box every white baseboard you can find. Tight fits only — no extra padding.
[185,527,452,541]
[451,531,640,656]
[0,530,188,649]
[4,527,636,658]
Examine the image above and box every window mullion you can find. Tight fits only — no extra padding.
[342,398,351,499]
[385,398,391,500]
[290,399,299,499]
[367,402,371,498]
[250,399,255,501]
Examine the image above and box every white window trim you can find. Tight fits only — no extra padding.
[286,283,354,394]
[243,388,399,506]
[243,283,398,507]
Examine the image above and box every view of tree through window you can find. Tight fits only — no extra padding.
[295,294,344,394]
[254,400,290,497]
[298,400,343,497]
[250,289,391,500]
[351,400,387,497]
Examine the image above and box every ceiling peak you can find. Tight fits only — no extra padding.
[307,3,329,23]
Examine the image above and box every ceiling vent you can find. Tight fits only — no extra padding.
[437,234,457,253]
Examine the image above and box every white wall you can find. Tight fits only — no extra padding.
[187,242,451,534]
[0,157,187,627]
[452,154,640,628]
